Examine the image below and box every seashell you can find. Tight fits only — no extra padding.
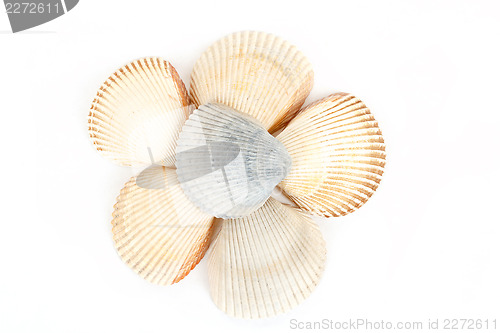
[175,103,292,219]
[208,197,326,319]
[190,31,314,133]
[112,167,215,285]
[88,57,191,167]
[277,93,386,217]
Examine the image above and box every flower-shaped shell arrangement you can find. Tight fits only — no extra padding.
[88,31,386,319]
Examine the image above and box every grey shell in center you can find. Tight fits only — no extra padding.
[175,103,292,218]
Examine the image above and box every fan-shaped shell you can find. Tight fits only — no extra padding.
[112,167,215,285]
[190,31,314,133]
[175,103,292,218]
[277,93,386,217]
[208,197,326,318]
[88,57,191,167]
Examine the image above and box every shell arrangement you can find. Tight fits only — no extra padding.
[88,31,386,319]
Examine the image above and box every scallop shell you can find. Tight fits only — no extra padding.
[88,57,191,167]
[190,31,314,133]
[175,103,292,218]
[112,167,215,285]
[277,93,386,217]
[208,197,326,318]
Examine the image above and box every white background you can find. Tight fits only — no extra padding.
[1,1,499,332]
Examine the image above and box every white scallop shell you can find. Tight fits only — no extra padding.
[190,31,314,133]
[175,103,292,218]
[112,167,215,285]
[277,93,386,217]
[208,197,326,318]
[88,57,191,167]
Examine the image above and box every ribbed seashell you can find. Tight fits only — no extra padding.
[208,197,326,319]
[190,31,314,133]
[277,93,386,217]
[88,57,191,167]
[175,103,292,218]
[112,167,215,285]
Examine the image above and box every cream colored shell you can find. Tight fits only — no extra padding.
[112,167,214,285]
[277,93,386,217]
[88,57,191,167]
[190,31,314,133]
[208,197,326,318]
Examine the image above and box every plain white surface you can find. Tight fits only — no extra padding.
[1,0,499,332]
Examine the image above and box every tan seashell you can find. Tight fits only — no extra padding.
[88,57,191,167]
[277,93,386,217]
[208,197,326,318]
[190,31,314,133]
[112,166,214,285]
